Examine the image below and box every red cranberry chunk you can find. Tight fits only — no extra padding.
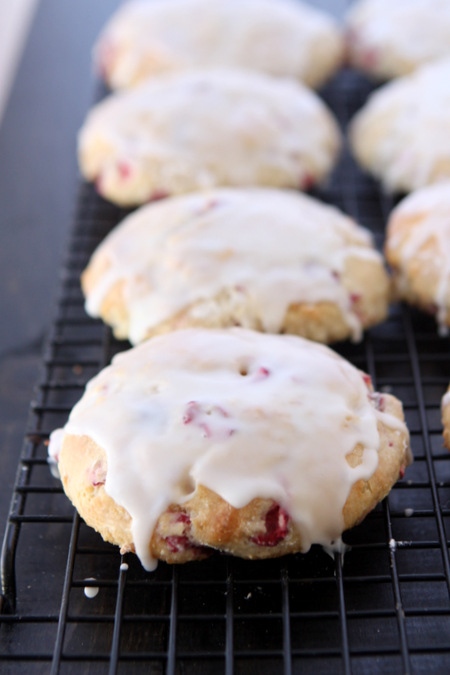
[362,374,372,389]
[251,503,290,547]
[165,535,191,553]
[88,459,106,487]
[370,392,385,412]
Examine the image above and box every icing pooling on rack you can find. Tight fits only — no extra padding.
[94,0,343,90]
[78,69,340,204]
[83,188,382,344]
[49,329,407,571]
[387,183,450,331]
[347,0,450,77]
[351,58,450,192]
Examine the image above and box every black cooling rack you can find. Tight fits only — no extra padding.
[1,63,450,674]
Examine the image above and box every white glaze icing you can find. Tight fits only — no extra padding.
[83,188,383,344]
[78,68,341,205]
[351,58,450,192]
[387,183,450,329]
[83,579,99,599]
[95,0,343,90]
[347,0,450,78]
[49,328,407,570]
[441,389,450,409]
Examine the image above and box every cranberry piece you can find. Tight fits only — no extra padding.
[117,161,132,180]
[251,503,290,547]
[147,189,170,202]
[362,47,378,70]
[252,366,270,382]
[300,172,315,191]
[362,374,372,388]
[370,393,385,412]
[165,535,191,553]
[88,460,106,487]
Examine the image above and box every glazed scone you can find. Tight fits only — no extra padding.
[94,0,344,91]
[48,328,412,570]
[349,58,450,193]
[78,69,341,206]
[81,188,390,345]
[441,387,450,448]
[346,0,450,80]
[385,183,450,333]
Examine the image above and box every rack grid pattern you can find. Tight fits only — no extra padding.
[1,64,450,674]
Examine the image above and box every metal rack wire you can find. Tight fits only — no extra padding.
[1,63,450,673]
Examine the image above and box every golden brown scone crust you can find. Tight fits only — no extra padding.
[82,249,390,346]
[57,391,410,565]
[384,184,450,328]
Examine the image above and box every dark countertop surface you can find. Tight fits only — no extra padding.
[0,0,121,542]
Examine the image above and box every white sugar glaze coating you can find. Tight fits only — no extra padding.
[346,0,450,80]
[94,0,344,90]
[350,58,450,193]
[49,329,409,570]
[385,183,450,331]
[442,390,450,409]
[78,68,341,206]
[82,188,384,344]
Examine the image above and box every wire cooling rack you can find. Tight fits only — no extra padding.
[1,58,450,675]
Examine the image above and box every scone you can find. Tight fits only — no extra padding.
[81,188,390,345]
[346,0,450,80]
[442,387,450,448]
[78,69,341,206]
[48,328,412,570]
[349,58,450,192]
[385,183,450,333]
[94,0,344,91]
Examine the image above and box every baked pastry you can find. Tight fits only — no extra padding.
[48,328,412,570]
[81,188,390,345]
[442,387,450,448]
[385,182,450,333]
[94,0,344,91]
[349,58,450,192]
[78,68,341,206]
[346,0,450,80]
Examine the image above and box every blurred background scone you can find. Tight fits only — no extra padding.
[49,328,412,570]
[94,0,344,91]
[441,386,450,448]
[78,68,341,206]
[82,188,390,345]
[346,0,450,80]
[349,58,450,192]
[385,183,450,333]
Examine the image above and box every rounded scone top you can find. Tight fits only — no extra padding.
[78,68,341,206]
[82,188,389,345]
[350,57,450,193]
[49,328,411,570]
[346,0,450,80]
[94,0,344,90]
[385,182,450,332]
